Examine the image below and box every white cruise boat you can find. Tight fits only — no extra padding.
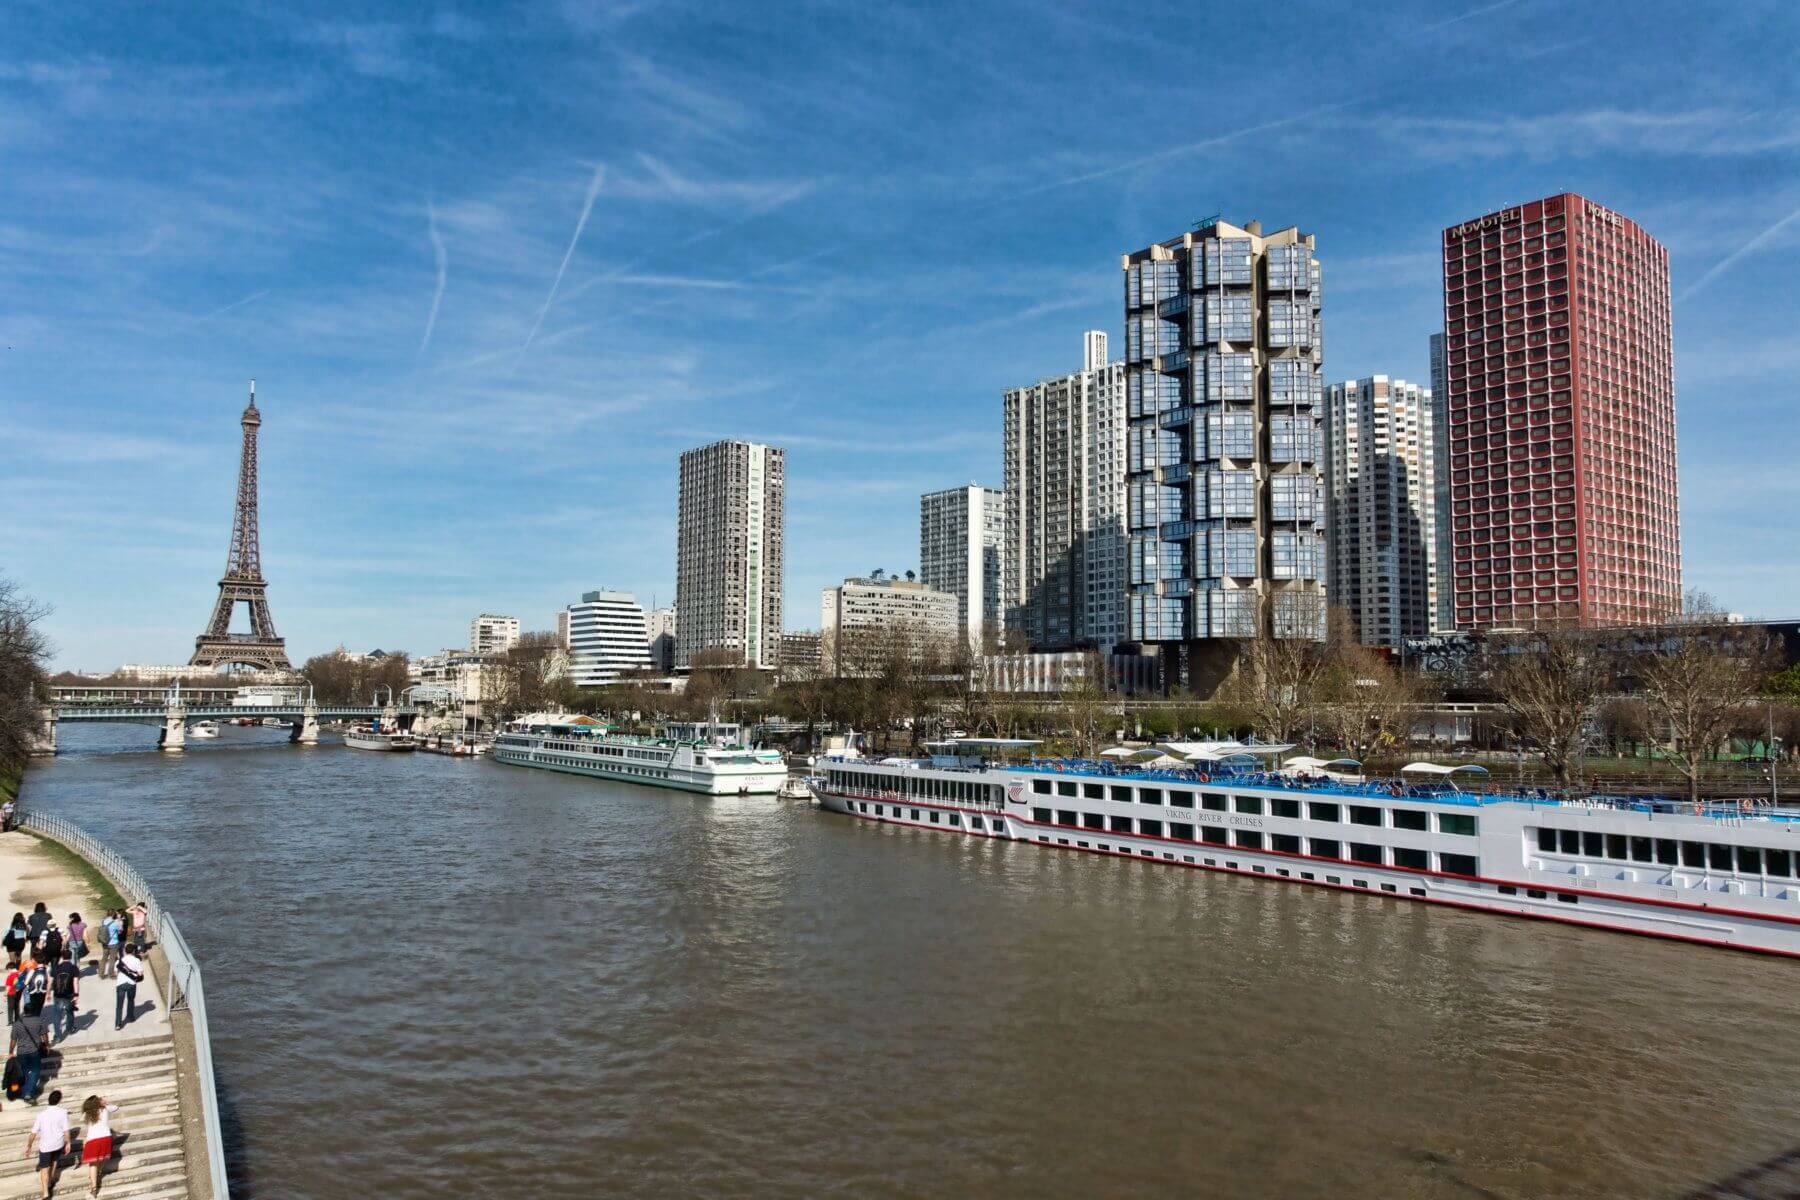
[344,727,417,752]
[815,740,1800,959]
[189,720,220,739]
[491,717,787,795]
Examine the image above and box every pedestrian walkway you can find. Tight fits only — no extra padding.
[0,831,191,1198]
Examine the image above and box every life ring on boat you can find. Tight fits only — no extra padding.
[1389,783,1403,797]
[1195,772,1210,784]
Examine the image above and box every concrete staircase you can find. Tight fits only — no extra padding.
[0,1034,192,1198]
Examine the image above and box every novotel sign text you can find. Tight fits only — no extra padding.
[1450,207,1523,239]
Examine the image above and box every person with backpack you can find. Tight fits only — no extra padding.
[3,914,27,968]
[25,905,48,952]
[113,948,143,1031]
[48,951,79,1043]
[9,1003,52,1103]
[18,960,48,1018]
[38,922,62,972]
[4,960,24,1025]
[97,914,120,982]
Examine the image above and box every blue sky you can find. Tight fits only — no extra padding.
[4,0,1798,670]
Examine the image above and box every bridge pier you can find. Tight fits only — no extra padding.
[292,699,320,745]
[31,706,56,756]
[159,701,188,752]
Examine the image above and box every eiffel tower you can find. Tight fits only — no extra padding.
[190,381,291,671]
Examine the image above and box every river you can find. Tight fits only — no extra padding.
[19,725,1800,1198]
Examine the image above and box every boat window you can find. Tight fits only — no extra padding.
[1033,779,1052,794]
[1766,849,1793,877]
[1141,788,1163,806]
[1350,843,1384,865]
[1326,875,1341,885]
[1203,793,1228,812]
[1409,887,1426,897]
[1556,892,1578,904]
[1349,806,1383,827]
[1271,798,1300,819]
[1110,815,1133,833]
[1308,802,1340,822]
[1526,888,1547,899]
[1440,853,1478,876]
[1170,823,1195,842]
[1738,846,1763,875]
[1393,809,1429,832]
[1168,791,1194,809]
[1581,831,1602,856]
[1057,810,1078,825]
[1709,843,1732,871]
[949,813,961,826]
[1203,827,1228,845]
[1310,838,1341,858]
[1656,839,1678,866]
[930,812,940,823]
[1271,833,1300,853]
[1607,834,1628,859]
[1630,837,1653,863]
[1440,813,1478,837]
[1681,841,1705,867]
[1032,807,1052,823]
[1235,796,1263,815]
[1235,830,1264,850]
[1393,847,1429,870]
[1083,812,1105,829]
[1381,883,1397,893]
[1057,781,1077,797]
[1140,819,1163,837]
[1084,783,1104,799]
[1111,786,1132,802]
[1498,885,1517,895]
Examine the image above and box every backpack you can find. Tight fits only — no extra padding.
[51,964,75,999]
[2,1056,19,1100]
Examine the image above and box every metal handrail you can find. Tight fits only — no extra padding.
[18,812,229,1199]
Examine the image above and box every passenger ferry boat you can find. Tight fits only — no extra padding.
[491,716,788,795]
[814,740,1800,959]
[343,727,417,752]
[189,720,220,740]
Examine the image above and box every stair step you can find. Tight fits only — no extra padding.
[0,1165,190,1200]
[0,1130,184,1177]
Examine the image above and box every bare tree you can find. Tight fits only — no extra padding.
[1631,596,1776,801]
[1484,624,1616,789]
[0,577,52,769]
[1058,650,1113,759]
[1315,615,1426,760]
[300,647,413,706]
[1226,596,1328,744]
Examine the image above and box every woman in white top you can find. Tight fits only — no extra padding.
[79,1094,117,1196]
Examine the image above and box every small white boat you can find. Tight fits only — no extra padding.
[343,728,417,752]
[779,775,815,800]
[189,720,220,740]
[261,717,292,729]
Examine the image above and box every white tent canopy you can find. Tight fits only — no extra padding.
[1400,762,1491,790]
[1283,755,1364,777]
[1157,741,1293,763]
[1100,746,1140,759]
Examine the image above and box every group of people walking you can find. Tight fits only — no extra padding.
[3,900,149,1197]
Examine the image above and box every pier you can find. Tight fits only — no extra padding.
[0,816,226,1198]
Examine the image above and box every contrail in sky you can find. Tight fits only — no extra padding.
[419,200,448,356]
[518,163,606,364]
[1677,205,1800,304]
[1413,0,1526,36]
[198,289,269,319]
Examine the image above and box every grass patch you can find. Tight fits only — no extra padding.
[0,759,20,805]
[24,832,127,911]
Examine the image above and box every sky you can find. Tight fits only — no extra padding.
[4,0,1798,670]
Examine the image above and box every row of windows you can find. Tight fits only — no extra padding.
[846,800,1004,833]
[1025,779,1478,835]
[1025,807,1478,874]
[826,769,1001,806]
[1534,828,1797,878]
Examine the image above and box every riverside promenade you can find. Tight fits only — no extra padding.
[0,828,206,1199]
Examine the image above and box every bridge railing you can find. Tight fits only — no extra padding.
[20,812,230,1199]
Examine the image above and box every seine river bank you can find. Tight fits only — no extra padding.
[21,724,1800,1198]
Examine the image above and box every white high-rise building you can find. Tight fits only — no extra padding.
[820,576,959,676]
[1324,376,1438,649]
[564,591,654,686]
[1002,332,1128,652]
[645,606,677,672]
[676,440,784,669]
[469,614,520,655]
[919,485,1005,649]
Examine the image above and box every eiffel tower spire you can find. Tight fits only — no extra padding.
[190,380,291,670]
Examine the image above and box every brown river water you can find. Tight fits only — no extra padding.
[20,725,1800,1198]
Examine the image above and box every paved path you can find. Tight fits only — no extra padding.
[0,831,190,1198]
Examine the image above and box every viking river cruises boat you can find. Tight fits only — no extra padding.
[492,715,787,795]
[814,739,1800,959]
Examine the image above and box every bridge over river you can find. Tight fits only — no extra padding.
[41,687,420,753]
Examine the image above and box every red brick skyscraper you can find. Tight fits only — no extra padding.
[1441,192,1680,630]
